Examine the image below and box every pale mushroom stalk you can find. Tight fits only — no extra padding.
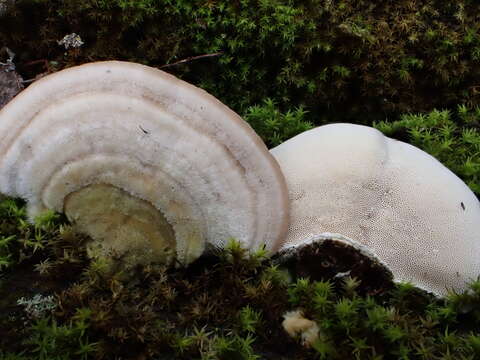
[0,61,289,266]
[271,123,480,296]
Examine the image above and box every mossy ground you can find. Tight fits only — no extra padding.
[0,197,479,359]
[4,0,480,122]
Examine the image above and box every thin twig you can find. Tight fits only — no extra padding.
[23,59,51,73]
[20,59,52,84]
[159,51,224,69]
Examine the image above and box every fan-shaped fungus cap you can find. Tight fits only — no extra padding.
[0,61,289,266]
[271,123,480,296]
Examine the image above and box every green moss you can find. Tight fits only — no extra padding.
[243,98,313,148]
[3,0,480,123]
[0,197,479,359]
[23,312,98,360]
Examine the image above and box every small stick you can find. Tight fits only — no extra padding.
[23,59,51,73]
[20,59,53,84]
[159,51,223,69]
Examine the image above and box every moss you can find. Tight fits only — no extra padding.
[0,196,479,359]
[3,0,480,123]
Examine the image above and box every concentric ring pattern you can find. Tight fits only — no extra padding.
[0,61,289,264]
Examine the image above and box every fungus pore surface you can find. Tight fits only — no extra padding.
[271,123,480,296]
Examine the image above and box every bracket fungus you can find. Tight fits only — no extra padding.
[271,123,480,296]
[0,61,289,266]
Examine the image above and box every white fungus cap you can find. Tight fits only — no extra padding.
[270,123,480,296]
[0,61,289,265]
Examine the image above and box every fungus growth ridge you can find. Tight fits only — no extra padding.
[0,61,289,266]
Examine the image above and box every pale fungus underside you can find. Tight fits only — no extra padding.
[64,183,177,266]
[271,123,480,296]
